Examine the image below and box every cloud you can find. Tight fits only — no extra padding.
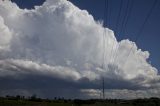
[81,88,160,99]
[0,16,12,51]
[0,0,159,98]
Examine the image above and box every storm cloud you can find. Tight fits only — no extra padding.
[0,0,159,99]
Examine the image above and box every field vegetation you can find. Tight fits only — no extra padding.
[0,95,160,106]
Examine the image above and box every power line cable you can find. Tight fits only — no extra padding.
[121,0,158,69]
[102,0,108,70]
[110,0,123,65]
[119,0,130,36]
[111,0,134,64]
[115,0,123,35]
[109,0,125,64]
[123,0,134,36]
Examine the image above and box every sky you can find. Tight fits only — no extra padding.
[0,0,159,99]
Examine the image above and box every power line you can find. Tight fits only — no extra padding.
[115,0,123,35]
[111,0,134,64]
[109,0,124,64]
[123,0,134,36]
[102,0,110,69]
[106,0,109,27]
[102,0,107,70]
[135,0,157,42]
[121,0,158,69]
[107,0,112,28]
[119,0,130,36]
[110,0,124,65]
[105,0,110,68]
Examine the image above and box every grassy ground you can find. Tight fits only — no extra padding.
[0,100,130,106]
[0,98,160,106]
[82,103,133,106]
[0,100,134,106]
[0,100,72,106]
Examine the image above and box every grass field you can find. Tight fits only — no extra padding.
[0,100,133,106]
[0,97,160,106]
[0,100,72,106]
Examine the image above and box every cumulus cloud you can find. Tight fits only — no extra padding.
[0,0,159,98]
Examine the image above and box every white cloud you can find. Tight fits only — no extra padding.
[0,59,81,81]
[0,0,159,98]
[0,16,12,51]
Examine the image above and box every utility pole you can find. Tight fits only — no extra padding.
[102,77,105,100]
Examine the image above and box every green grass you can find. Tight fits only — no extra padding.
[0,100,72,106]
[0,100,130,106]
[0,99,160,106]
[81,102,133,106]
[0,100,137,106]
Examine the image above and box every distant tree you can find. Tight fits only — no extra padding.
[22,96,25,99]
[16,95,21,100]
[6,95,9,98]
[30,94,37,101]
